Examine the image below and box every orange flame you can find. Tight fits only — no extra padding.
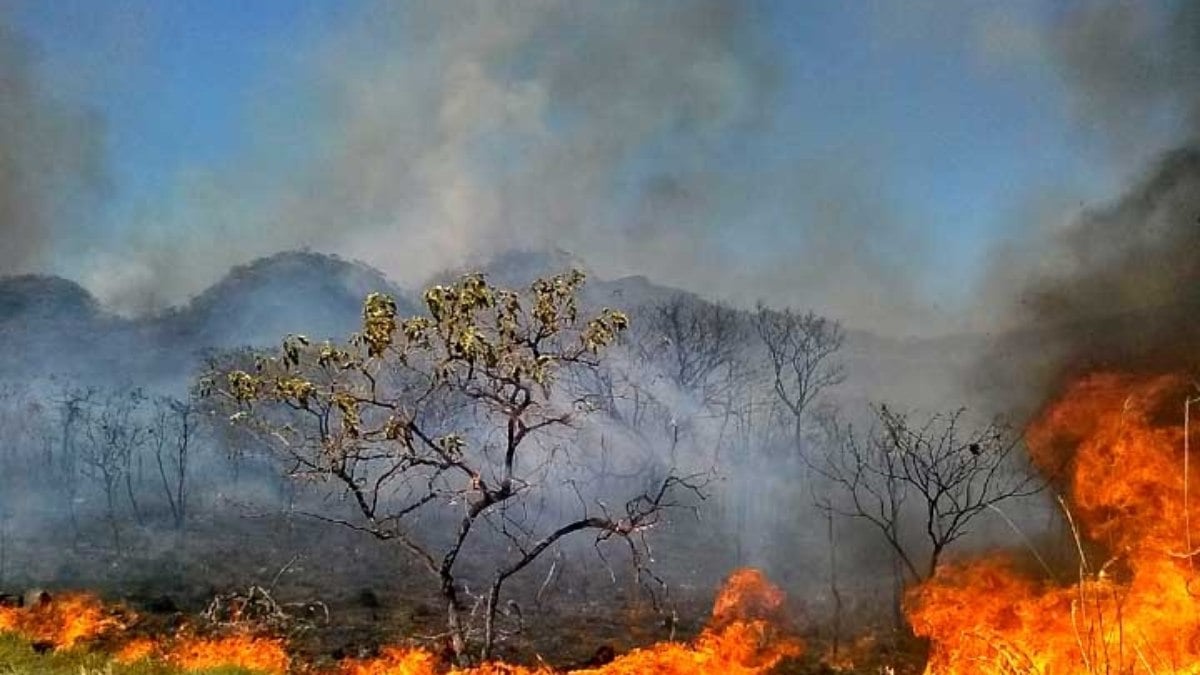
[112,631,291,673]
[0,592,123,648]
[335,645,441,675]
[166,633,291,674]
[909,372,1200,674]
[0,590,292,673]
[114,636,157,664]
[335,567,802,675]
[0,569,798,673]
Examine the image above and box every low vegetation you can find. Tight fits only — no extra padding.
[0,633,264,675]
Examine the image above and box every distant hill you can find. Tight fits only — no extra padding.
[0,251,412,387]
[153,250,413,350]
[0,275,104,322]
[0,248,988,410]
[439,249,590,289]
[0,275,123,383]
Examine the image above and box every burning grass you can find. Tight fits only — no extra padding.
[21,366,1196,675]
[0,568,804,674]
[0,591,127,649]
[0,632,265,675]
[0,588,289,674]
[908,372,1200,674]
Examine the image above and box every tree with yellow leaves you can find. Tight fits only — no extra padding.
[202,270,704,664]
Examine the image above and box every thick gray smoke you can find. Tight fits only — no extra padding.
[978,1,1200,409]
[68,1,943,335]
[1050,0,1200,163]
[997,147,1200,399]
[82,1,775,313]
[296,2,774,285]
[0,17,105,275]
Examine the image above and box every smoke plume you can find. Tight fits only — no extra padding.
[1050,0,1200,163]
[980,0,1200,409]
[82,1,775,312]
[1019,147,1200,373]
[63,1,946,335]
[0,16,105,275]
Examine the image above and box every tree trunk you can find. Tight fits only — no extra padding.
[105,479,122,552]
[125,470,144,526]
[175,455,187,530]
[826,510,843,660]
[442,577,468,665]
[481,579,502,661]
[927,544,944,580]
[156,450,180,528]
[0,514,8,586]
[891,547,905,630]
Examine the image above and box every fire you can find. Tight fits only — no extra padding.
[335,567,802,675]
[1025,373,1195,553]
[114,632,291,673]
[569,619,796,675]
[567,569,800,674]
[114,636,157,663]
[0,591,124,648]
[711,567,788,625]
[0,568,798,673]
[335,645,441,675]
[0,591,290,673]
[167,633,291,673]
[909,372,1200,674]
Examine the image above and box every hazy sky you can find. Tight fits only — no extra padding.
[2,1,1194,335]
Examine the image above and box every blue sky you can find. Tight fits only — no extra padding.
[3,1,1183,334]
[11,1,356,221]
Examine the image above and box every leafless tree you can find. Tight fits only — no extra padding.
[151,395,194,530]
[0,385,56,473]
[54,386,95,545]
[79,388,148,551]
[638,294,750,406]
[0,385,26,475]
[753,304,845,450]
[633,294,764,468]
[204,271,706,664]
[815,406,1042,585]
[751,304,846,640]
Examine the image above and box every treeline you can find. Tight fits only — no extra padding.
[0,382,284,566]
[0,275,1035,651]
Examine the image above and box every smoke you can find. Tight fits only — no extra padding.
[978,1,1200,409]
[994,147,1200,394]
[300,2,770,280]
[60,1,948,336]
[81,1,767,310]
[36,1,1200,342]
[1049,0,1200,163]
[0,16,105,275]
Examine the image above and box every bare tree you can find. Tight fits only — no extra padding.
[54,386,95,546]
[79,389,148,551]
[633,294,763,468]
[203,270,705,664]
[751,304,845,640]
[150,395,194,530]
[753,304,845,449]
[816,406,1041,584]
[638,294,749,406]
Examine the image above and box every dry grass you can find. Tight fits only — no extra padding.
[0,633,267,675]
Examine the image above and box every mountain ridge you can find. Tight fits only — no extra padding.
[0,249,986,411]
